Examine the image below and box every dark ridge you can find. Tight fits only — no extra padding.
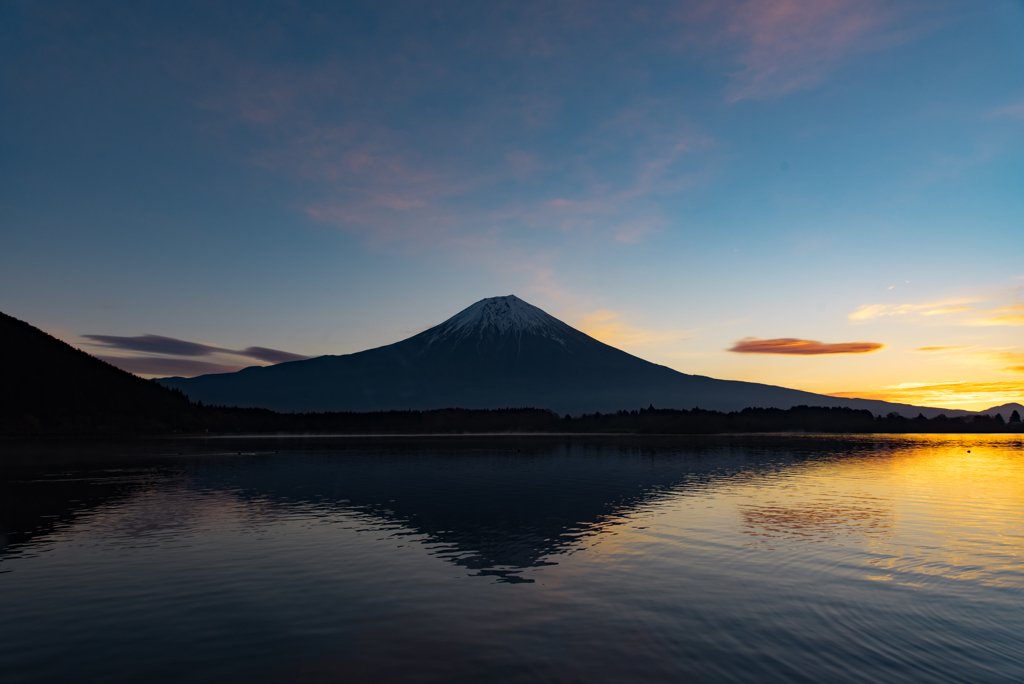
[0,311,200,437]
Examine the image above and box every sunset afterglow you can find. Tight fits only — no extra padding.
[4,6,1023,683]
[1,0,1021,411]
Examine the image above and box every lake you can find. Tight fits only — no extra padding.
[2,434,1022,683]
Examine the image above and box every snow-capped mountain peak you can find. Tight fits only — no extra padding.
[426,295,569,345]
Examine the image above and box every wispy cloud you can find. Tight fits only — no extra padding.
[517,127,716,243]
[176,44,490,247]
[611,217,666,244]
[923,306,972,316]
[159,5,734,251]
[85,334,223,357]
[84,334,309,364]
[966,303,1024,327]
[97,356,250,378]
[907,344,1024,376]
[829,381,1024,410]
[988,98,1024,119]
[849,299,978,321]
[253,120,480,246]
[849,289,1024,328]
[970,349,1024,374]
[729,337,883,355]
[830,343,1024,408]
[716,0,909,101]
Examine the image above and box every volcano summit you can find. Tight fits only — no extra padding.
[158,295,959,417]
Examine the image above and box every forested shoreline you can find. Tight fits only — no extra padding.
[3,402,1022,440]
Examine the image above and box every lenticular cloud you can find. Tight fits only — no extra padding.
[729,338,884,355]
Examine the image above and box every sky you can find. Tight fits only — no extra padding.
[1,0,1022,411]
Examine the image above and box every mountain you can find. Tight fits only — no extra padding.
[975,403,1024,419]
[157,296,978,418]
[0,311,197,436]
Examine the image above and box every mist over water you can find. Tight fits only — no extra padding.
[2,435,1023,683]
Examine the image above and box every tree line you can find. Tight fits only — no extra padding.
[6,399,1021,439]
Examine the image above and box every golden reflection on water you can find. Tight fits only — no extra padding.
[741,500,893,543]
[734,435,1024,587]
[4,437,1023,684]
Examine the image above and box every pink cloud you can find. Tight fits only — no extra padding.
[516,95,563,128]
[672,0,918,101]
[304,205,457,246]
[547,197,610,213]
[189,54,355,127]
[989,99,1024,119]
[611,217,665,244]
[507,150,544,179]
[726,0,896,101]
[514,124,715,243]
[369,196,427,211]
[168,10,721,250]
[251,120,483,246]
[177,49,484,245]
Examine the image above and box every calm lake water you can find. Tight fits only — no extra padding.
[1,435,1022,683]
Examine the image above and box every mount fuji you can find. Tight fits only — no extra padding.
[157,295,966,418]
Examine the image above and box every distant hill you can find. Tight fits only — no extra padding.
[0,312,198,437]
[158,295,979,419]
[975,403,1024,419]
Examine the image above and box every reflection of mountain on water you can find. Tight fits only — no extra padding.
[1,437,884,580]
[228,441,765,582]
[0,466,177,559]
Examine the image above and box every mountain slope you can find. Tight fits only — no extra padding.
[0,311,197,436]
[976,403,1024,419]
[157,296,976,418]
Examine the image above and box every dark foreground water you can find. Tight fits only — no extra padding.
[1,435,1022,683]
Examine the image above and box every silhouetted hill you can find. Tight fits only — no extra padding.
[159,295,975,419]
[0,312,198,437]
[975,403,1024,419]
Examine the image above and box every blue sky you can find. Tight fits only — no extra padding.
[2,0,1023,409]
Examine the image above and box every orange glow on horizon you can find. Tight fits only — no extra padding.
[829,381,1024,411]
[575,309,691,349]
